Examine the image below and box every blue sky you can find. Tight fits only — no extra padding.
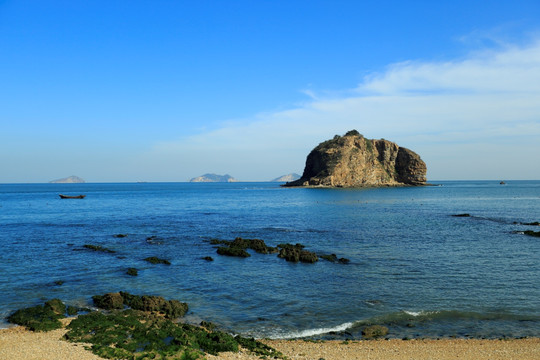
[1,1,540,182]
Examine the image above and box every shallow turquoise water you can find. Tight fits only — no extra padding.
[0,181,539,339]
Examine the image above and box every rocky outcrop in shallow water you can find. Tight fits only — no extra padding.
[284,130,427,187]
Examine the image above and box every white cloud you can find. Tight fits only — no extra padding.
[144,40,540,181]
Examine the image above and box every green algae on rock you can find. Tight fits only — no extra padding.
[8,299,69,332]
[65,309,284,359]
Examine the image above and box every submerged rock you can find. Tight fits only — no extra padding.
[362,325,389,339]
[452,213,471,217]
[126,267,138,276]
[320,254,350,264]
[82,244,116,253]
[523,230,540,237]
[144,256,171,265]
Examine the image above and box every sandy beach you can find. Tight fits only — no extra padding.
[1,323,539,360]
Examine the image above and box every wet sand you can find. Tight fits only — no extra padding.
[1,322,539,359]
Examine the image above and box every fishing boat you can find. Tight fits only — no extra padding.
[59,194,86,199]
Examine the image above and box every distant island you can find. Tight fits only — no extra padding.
[271,173,301,182]
[49,175,85,184]
[284,130,427,187]
[190,174,238,182]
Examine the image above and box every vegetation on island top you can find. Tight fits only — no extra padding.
[7,293,286,360]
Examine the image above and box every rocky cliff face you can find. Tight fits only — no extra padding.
[285,130,427,187]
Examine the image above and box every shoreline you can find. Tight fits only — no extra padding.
[1,324,539,360]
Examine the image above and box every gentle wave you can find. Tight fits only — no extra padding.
[351,310,540,328]
[265,310,540,339]
[268,322,355,339]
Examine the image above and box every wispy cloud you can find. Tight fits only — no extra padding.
[145,39,540,181]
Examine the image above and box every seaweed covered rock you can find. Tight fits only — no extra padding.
[92,292,188,319]
[92,292,125,310]
[278,243,318,263]
[120,292,188,319]
[65,309,285,359]
[213,237,278,257]
[7,299,67,332]
[217,246,251,258]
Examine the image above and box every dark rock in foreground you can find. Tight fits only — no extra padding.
[284,130,427,187]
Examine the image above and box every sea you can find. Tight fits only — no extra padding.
[0,181,539,340]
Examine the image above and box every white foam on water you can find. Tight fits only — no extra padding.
[268,322,355,339]
[403,310,439,317]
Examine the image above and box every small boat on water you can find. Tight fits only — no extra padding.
[59,194,86,199]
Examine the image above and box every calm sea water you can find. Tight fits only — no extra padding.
[0,181,539,339]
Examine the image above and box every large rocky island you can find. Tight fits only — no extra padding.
[284,130,427,187]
